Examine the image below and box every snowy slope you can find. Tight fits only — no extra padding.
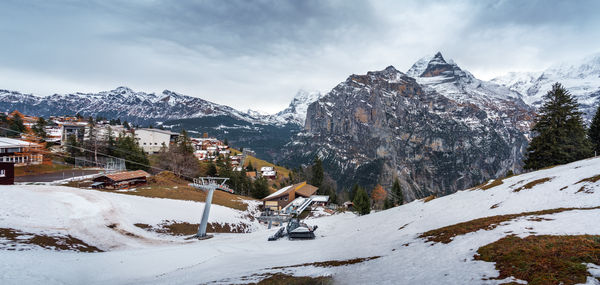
[2,157,600,284]
[0,186,262,251]
[492,52,600,121]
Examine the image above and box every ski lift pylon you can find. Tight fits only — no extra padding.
[190,177,230,239]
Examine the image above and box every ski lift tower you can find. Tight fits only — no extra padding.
[190,177,230,239]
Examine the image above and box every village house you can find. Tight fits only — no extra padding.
[262,181,318,210]
[0,162,15,185]
[260,166,277,179]
[0,138,44,166]
[91,170,151,190]
[135,128,179,154]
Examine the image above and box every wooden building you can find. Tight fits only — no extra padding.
[0,138,44,166]
[92,170,151,190]
[0,162,15,185]
[262,181,318,210]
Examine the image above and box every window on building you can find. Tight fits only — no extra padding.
[0,169,5,177]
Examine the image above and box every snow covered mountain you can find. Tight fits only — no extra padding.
[0,86,273,125]
[271,89,323,126]
[2,156,600,284]
[492,52,600,121]
[407,52,534,133]
[284,54,535,200]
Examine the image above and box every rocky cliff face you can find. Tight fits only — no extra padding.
[285,55,534,201]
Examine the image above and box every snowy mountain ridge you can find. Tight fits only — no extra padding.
[0,86,290,126]
[492,52,600,120]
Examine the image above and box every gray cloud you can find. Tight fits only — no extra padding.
[0,0,599,113]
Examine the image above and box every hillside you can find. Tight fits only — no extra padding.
[2,157,600,284]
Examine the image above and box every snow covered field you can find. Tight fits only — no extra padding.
[1,157,600,284]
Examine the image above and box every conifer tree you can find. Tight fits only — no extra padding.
[251,177,270,199]
[9,113,26,137]
[589,103,600,155]
[349,184,359,201]
[383,198,392,210]
[311,156,324,188]
[524,83,593,170]
[391,178,403,206]
[207,162,218,177]
[353,186,371,215]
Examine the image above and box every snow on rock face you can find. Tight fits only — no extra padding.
[492,52,600,121]
[286,62,533,201]
[2,157,600,284]
[0,87,275,125]
[271,89,323,126]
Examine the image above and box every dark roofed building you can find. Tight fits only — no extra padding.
[92,170,151,190]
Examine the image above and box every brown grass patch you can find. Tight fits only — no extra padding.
[475,235,600,285]
[422,195,436,203]
[134,220,249,236]
[271,256,381,269]
[14,163,72,177]
[513,177,553,192]
[420,207,600,244]
[88,173,252,211]
[243,273,333,285]
[0,228,102,252]
[576,174,600,184]
[480,178,504,190]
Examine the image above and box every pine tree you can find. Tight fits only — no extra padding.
[9,113,26,137]
[349,184,359,201]
[32,117,47,139]
[383,198,392,210]
[207,162,218,177]
[391,178,403,206]
[251,177,270,199]
[524,83,593,170]
[589,103,600,155]
[353,186,370,215]
[115,133,149,171]
[311,156,324,188]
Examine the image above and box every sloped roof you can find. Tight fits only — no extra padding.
[263,184,295,200]
[101,170,151,182]
[295,183,318,197]
[262,181,318,201]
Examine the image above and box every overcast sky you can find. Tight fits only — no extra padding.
[1,0,599,113]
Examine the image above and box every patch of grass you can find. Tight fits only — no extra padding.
[134,220,249,235]
[86,171,253,211]
[14,163,72,177]
[513,177,553,192]
[422,195,436,203]
[271,256,381,269]
[475,235,600,285]
[576,174,600,184]
[250,273,333,285]
[0,228,102,252]
[481,178,505,190]
[420,206,600,244]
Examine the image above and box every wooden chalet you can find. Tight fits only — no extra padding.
[92,170,151,190]
[262,181,318,210]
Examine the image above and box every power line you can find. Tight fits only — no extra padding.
[0,127,196,180]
